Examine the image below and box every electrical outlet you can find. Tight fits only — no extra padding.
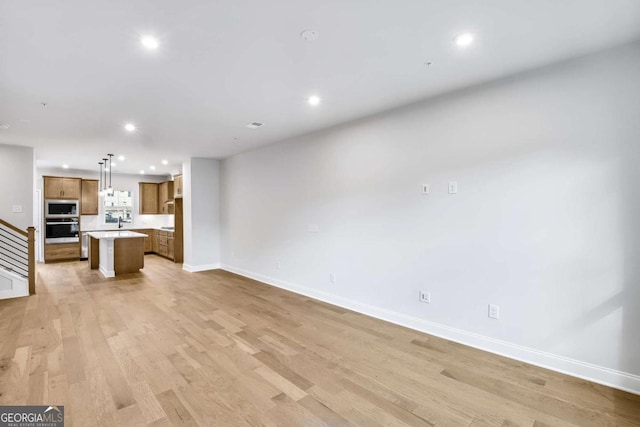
[422,184,430,195]
[308,224,320,233]
[448,181,458,194]
[329,273,336,284]
[488,304,500,319]
[419,291,431,303]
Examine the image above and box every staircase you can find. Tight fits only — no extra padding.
[0,219,35,299]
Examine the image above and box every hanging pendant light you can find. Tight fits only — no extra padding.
[98,154,117,196]
[102,158,108,196]
[107,154,114,195]
[98,161,104,196]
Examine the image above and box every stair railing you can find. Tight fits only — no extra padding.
[0,219,36,295]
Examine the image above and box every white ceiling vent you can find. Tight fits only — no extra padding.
[0,123,10,130]
[246,122,264,129]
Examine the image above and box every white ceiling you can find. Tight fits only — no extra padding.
[1,0,640,175]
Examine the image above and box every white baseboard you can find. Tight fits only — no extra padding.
[99,266,115,278]
[183,263,221,273]
[221,263,640,396]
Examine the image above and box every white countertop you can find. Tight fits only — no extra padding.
[86,231,148,240]
[83,227,174,233]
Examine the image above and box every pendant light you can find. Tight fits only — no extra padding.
[107,154,114,195]
[102,158,108,196]
[98,161,104,196]
[98,154,117,196]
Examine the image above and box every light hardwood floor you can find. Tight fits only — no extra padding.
[1,256,639,426]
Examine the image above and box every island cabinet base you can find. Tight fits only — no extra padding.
[114,238,144,275]
[89,235,145,277]
[89,237,99,270]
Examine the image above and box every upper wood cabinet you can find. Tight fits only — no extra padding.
[44,176,81,199]
[139,181,176,215]
[139,183,159,214]
[81,179,99,215]
[173,175,183,199]
[158,181,174,214]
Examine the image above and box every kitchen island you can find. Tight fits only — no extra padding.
[87,231,147,277]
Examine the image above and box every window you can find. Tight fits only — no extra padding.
[104,190,133,224]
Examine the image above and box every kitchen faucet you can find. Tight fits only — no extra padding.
[118,216,123,229]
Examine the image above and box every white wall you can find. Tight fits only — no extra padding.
[183,158,221,271]
[220,42,640,392]
[37,168,174,231]
[0,144,34,230]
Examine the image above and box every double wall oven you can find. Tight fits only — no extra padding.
[45,200,79,244]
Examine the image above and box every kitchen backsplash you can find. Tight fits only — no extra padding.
[81,214,173,231]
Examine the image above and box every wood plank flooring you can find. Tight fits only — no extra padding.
[1,256,639,426]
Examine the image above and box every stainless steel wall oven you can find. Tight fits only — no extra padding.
[45,217,79,244]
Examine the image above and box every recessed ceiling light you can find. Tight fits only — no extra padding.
[110,163,116,167]
[150,165,156,170]
[118,155,125,161]
[141,35,159,50]
[161,160,168,165]
[105,167,109,172]
[62,164,69,169]
[140,170,145,174]
[124,123,136,132]
[454,32,475,48]
[308,95,321,106]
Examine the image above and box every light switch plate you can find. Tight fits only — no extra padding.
[422,184,430,195]
[12,205,23,213]
[308,224,319,233]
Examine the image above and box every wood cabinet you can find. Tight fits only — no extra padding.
[168,235,175,259]
[127,229,152,251]
[139,181,175,215]
[81,179,99,215]
[152,229,159,253]
[44,176,81,199]
[63,179,81,199]
[173,175,183,199]
[127,229,176,261]
[154,230,174,260]
[157,230,168,257]
[134,229,153,253]
[158,181,174,214]
[145,231,153,253]
[174,198,183,264]
[44,242,80,262]
[139,183,159,214]
[113,237,145,275]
